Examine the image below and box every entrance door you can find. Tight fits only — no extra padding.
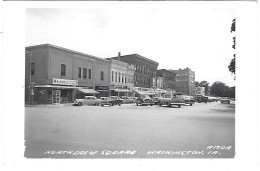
[52,90,61,104]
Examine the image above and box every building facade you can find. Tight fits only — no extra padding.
[107,59,135,97]
[170,68,196,96]
[156,69,177,91]
[111,53,159,89]
[25,44,111,104]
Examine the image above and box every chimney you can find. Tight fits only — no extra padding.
[118,52,121,61]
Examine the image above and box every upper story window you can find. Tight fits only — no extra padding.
[88,69,92,79]
[101,71,104,81]
[61,64,66,76]
[112,71,114,82]
[115,72,117,82]
[31,63,35,76]
[119,72,121,83]
[83,68,87,79]
[122,73,124,83]
[78,67,81,78]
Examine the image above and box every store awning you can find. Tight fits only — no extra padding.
[35,85,78,89]
[78,88,99,94]
[112,89,130,92]
[135,91,157,95]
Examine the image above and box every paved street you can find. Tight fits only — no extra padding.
[24,101,235,158]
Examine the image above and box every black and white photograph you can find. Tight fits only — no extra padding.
[0,0,259,170]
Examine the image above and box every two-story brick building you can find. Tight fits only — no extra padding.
[25,44,111,104]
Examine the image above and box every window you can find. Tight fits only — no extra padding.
[125,76,127,83]
[78,67,81,78]
[31,63,35,75]
[101,71,104,81]
[119,72,121,83]
[83,68,87,79]
[112,71,114,82]
[122,73,124,83]
[61,64,66,76]
[115,72,117,82]
[88,69,92,79]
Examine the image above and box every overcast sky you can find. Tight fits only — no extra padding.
[26,6,235,87]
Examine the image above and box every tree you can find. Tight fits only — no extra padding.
[229,18,236,76]
[210,81,235,97]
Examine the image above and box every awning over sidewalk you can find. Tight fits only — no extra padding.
[35,85,78,89]
[112,89,130,93]
[77,88,99,94]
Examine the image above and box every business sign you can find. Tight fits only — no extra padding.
[53,78,78,86]
[95,86,109,91]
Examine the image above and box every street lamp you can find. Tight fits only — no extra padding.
[25,50,34,105]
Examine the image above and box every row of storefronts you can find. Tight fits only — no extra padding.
[25,44,195,104]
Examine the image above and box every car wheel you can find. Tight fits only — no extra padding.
[118,103,121,106]
[78,102,82,106]
[159,103,162,106]
[101,104,104,107]
[190,104,192,106]
[136,103,138,106]
[178,105,181,108]
[151,104,153,106]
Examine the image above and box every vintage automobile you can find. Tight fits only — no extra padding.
[109,96,124,106]
[120,96,133,104]
[196,95,209,103]
[136,95,154,106]
[74,96,101,106]
[151,97,160,105]
[158,93,185,108]
[128,97,137,103]
[221,97,231,104]
[100,97,113,107]
[182,95,195,106]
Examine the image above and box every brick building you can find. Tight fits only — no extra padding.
[25,44,111,104]
[111,53,159,88]
[170,68,196,96]
[156,69,177,91]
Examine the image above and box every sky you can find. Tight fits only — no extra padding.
[26,6,236,87]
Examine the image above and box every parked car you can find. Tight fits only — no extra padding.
[208,96,214,102]
[183,95,195,106]
[196,95,209,103]
[158,93,185,108]
[221,97,231,104]
[120,96,133,104]
[100,97,113,107]
[74,96,101,106]
[136,95,154,106]
[151,97,160,105]
[109,96,124,106]
[128,97,137,103]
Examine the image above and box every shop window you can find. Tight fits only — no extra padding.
[101,71,104,81]
[31,63,35,75]
[88,69,92,79]
[78,67,81,78]
[61,64,66,76]
[83,68,87,79]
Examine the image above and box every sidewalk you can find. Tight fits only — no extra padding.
[25,103,74,108]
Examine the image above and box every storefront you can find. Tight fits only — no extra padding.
[110,85,130,97]
[95,86,110,98]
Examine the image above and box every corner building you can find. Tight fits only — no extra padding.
[25,44,110,104]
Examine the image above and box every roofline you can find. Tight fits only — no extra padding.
[111,54,159,66]
[25,44,110,62]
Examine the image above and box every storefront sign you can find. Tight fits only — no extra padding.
[53,78,78,86]
[95,86,109,91]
